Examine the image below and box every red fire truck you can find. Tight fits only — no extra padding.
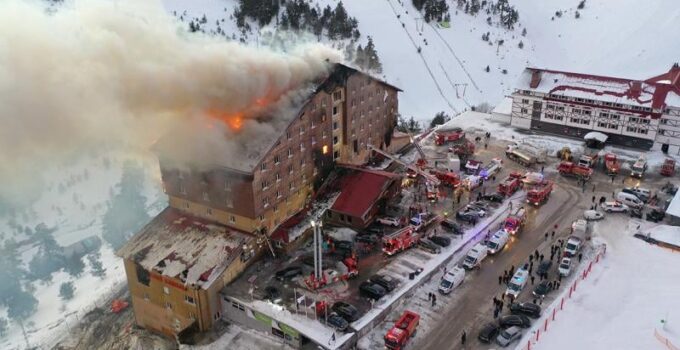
[431,170,460,187]
[434,127,465,145]
[661,158,676,176]
[497,172,523,196]
[557,161,594,180]
[503,207,526,235]
[384,310,420,350]
[382,226,420,256]
[526,181,553,206]
[449,139,475,160]
[604,153,620,175]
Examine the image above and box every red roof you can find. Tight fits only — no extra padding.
[331,168,399,219]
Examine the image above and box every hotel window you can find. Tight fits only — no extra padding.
[276,190,282,199]
[226,197,233,208]
[333,136,338,144]
[289,182,294,190]
[583,110,592,116]
[311,119,316,129]
[333,90,342,101]
[165,302,173,310]
[322,130,327,139]
[598,122,607,128]
[333,122,338,130]
[299,125,305,134]
[288,148,293,157]
[275,173,281,182]
[274,155,280,165]
[288,164,293,174]
[286,131,291,140]
[179,181,186,194]
[300,142,305,151]
[230,215,236,223]
[581,119,589,125]
[202,192,209,201]
[260,162,267,171]
[185,295,195,305]
[258,215,265,221]
[521,108,528,114]
[262,197,269,208]
[273,205,279,213]
[224,179,232,191]
[163,286,170,295]
[300,158,306,167]
[312,136,317,145]
[178,171,184,180]
[609,124,618,130]
[547,104,555,110]
[207,208,213,216]
[522,99,529,104]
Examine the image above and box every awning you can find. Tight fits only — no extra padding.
[584,132,608,143]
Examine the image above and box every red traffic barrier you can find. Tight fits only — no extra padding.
[552,308,556,321]
[560,297,565,310]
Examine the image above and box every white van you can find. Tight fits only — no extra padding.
[616,192,644,209]
[564,236,583,257]
[439,266,465,295]
[462,243,489,270]
[505,269,529,298]
[487,230,509,255]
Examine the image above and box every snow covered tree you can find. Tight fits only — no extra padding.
[575,11,581,19]
[355,44,366,69]
[407,116,421,132]
[578,0,586,9]
[364,37,383,73]
[63,254,85,278]
[0,239,37,321]
[0,317,7,337]
[485,65,490,72]
[102,162,150,250]
[59,282,75,301]
[522,28,527,36]
[29,223,64,282]
[430,112,449,128]
[88,252,106,278]
[518,40,524,49]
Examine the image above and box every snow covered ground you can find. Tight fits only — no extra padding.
[0,150,166,350]
[647,224,680,247]
[517,217,680,350]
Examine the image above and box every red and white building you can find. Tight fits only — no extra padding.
[509,64,680,153]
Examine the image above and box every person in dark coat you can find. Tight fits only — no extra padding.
[578,252,583,262]
[531,275,535,285]
[498,275,503,285]
[461,331,467,345]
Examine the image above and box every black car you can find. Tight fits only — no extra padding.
[359,282,387,300]
[418,239,441,254]
[430,235,451,247]
[366,226,385,235]
[275,266,303,281]
[441,219,464,234]
[335,240,354,251]
[468,201,490,211]
[355,232,379,244]
[537,261,552,276]
[264,286,282,303]
[646,209,665,223]
[369,274,400,292]
[477,322,500,343]
[331,302,360,322]
[498,314,531,329]
[324,313,349,332]
[509,302,541,318]
[630,207,643,218]
[456,211,479,225]
[532,281,551,298]
[482,192,505,203]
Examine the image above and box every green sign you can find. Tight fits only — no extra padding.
[253,311,272,326]
[279,323,300,338]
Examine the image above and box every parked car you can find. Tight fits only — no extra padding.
[558,257,572,277]
[359,282,387,300]
[478,322,500,343]
[622,187,651,202]
[331,302,360,322]
[498,314,531,329]
[418,239,442,254]
[456,211,479,225]
[496,326,522,347]
[532,281,551,298]
[463,206,487,217]
[366,226,385,235]
[509,302,541,318]
[369,274,400,292]
[263,286,282,304]
[376,216,401,227]
[275,266,303,281]
[583,210,605,221]
[355,233,379,244]
[441,219,464,234]
[646,208,666,223]
[430,235,451,247]
[468,201,490,211]
[537,260,552,276]
[601,201,629,213]
[482,192,505,203]
[323,313,349,332]
[630,207,643,218]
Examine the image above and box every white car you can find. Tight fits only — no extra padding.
[600,201,629,213]
[583,210,605,221]
[376,216,400,227]
[558,257,572,277]
[523,172,544,185]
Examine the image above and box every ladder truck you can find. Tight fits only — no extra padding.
[526,181,554,206]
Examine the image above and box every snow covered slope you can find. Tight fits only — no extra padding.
[163,0,680,121]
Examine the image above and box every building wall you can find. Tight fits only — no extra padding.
[510,90,666,150]
[123,246,253,337]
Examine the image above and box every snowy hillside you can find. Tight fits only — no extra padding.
[162,0,680,121]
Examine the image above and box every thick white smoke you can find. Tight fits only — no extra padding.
[0,0,341,207]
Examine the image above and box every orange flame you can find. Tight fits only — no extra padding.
[207,109,244,131]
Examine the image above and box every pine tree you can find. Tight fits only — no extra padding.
[0,317,7,338]
[355,44,366,69]
[522,28,527,36]
[578,0,586,9]
[364,36,383,73]
[430,112,448,128]
[88,252,107,278]
[518,40,524,49]
[102,162,150,250]
[485,65,490,73]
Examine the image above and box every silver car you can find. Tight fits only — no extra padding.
[496,326,522,347]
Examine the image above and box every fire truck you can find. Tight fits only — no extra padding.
[480,158,503,180]
[465,159,482,175]
[503,207,526,235]
[604,153,620,175]
[497,172,523,196]
[557,161,594,180]
[384,310,420,350]
[449,139,476,163]
[578,152,599,168]
[526,181,553,206]
[434,127,465,146]
[631,155,647,178]
[431,170,460,187]
[382,226,420,256]
[661,158,676,176]
[305,256,359,290]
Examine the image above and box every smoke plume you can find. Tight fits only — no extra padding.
[0,0,341,207]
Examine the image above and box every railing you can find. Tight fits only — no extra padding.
[655,329,680,350]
